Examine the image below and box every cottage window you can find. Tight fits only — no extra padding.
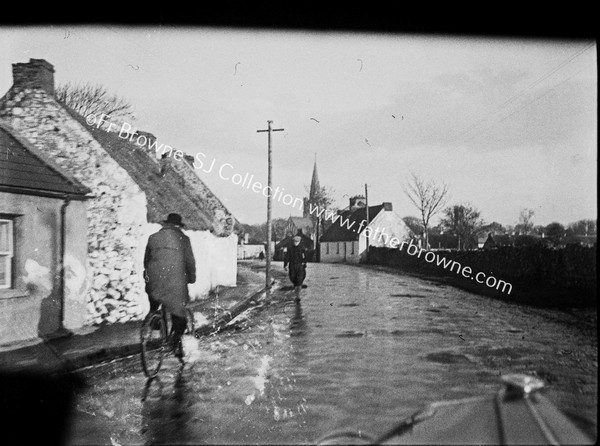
[336,242,340,254]
[0,219,14,289]
[326,243,329,254]
[351,241,355,254]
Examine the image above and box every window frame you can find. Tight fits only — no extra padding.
[0,218,14,289]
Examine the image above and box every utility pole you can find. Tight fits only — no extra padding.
[257,120,284,292]
[364,183,369,261]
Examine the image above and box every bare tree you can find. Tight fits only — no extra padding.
[404,172,449,249]
[516,208,535,235]
[440,203,484,250]
[55,82,135,129]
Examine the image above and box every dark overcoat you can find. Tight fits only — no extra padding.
[284,244,307,286]
[143,223,196,318]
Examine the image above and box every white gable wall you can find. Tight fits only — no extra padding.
[358,210,411,261]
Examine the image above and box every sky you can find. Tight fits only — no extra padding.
[1,26,596,227]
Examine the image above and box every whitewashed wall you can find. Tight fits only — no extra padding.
[358,210,411,261]
[237,244,265,259]
[139,223,237,304]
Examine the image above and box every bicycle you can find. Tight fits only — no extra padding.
[140,304,196,378]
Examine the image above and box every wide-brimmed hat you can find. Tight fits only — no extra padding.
[163,213,185,227]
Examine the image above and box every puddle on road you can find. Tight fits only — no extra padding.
[425,351,473,364]
[475,346,537,358]
[370,329,411,337]
[370,328,445,337]
[390,293,427,298]
[335,330,365,338]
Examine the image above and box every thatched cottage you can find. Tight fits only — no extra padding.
[0,59,236,344]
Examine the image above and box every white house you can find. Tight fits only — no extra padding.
[320,198,411,263]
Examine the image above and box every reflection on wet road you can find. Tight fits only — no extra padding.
[65,262,597,444]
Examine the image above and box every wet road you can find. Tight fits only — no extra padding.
[65,262,597,445]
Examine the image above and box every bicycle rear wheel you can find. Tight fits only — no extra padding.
[140,311,168,378]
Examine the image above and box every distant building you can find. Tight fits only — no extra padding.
[285,216,314,240]
[428,231,458,250]
[480,233,497,249]
[237,233,265,260]
[237,245,265,260]
[282,157,320,252]
[320,200,410,263]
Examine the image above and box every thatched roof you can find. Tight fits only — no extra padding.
[65,109,235,236]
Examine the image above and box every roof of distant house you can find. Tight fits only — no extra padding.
[320,204,384,242]
[0,122,91,199]
[288,216,313,227]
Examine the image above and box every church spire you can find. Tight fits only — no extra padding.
[309,153,320,199]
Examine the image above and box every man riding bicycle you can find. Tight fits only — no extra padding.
[143,213,196,357]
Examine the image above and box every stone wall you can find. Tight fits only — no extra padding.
[0,86,148,325]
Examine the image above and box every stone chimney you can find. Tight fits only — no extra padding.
[349,195,366,211]
[12,59,55,96]
[383,202,393,211]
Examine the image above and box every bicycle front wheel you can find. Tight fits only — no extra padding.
[140,311,168,378]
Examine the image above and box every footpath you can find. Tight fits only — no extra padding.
[0,262,276,375]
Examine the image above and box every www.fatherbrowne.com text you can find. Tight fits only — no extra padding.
[87,113,512,295]
[310,202,513,295]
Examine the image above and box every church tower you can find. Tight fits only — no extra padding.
[303,155,320,218]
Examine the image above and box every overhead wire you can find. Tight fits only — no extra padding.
[447,42,595,145]
[460,60,596,144]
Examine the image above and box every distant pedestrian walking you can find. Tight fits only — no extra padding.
[143,213,196,356]
[284,235,307,301]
